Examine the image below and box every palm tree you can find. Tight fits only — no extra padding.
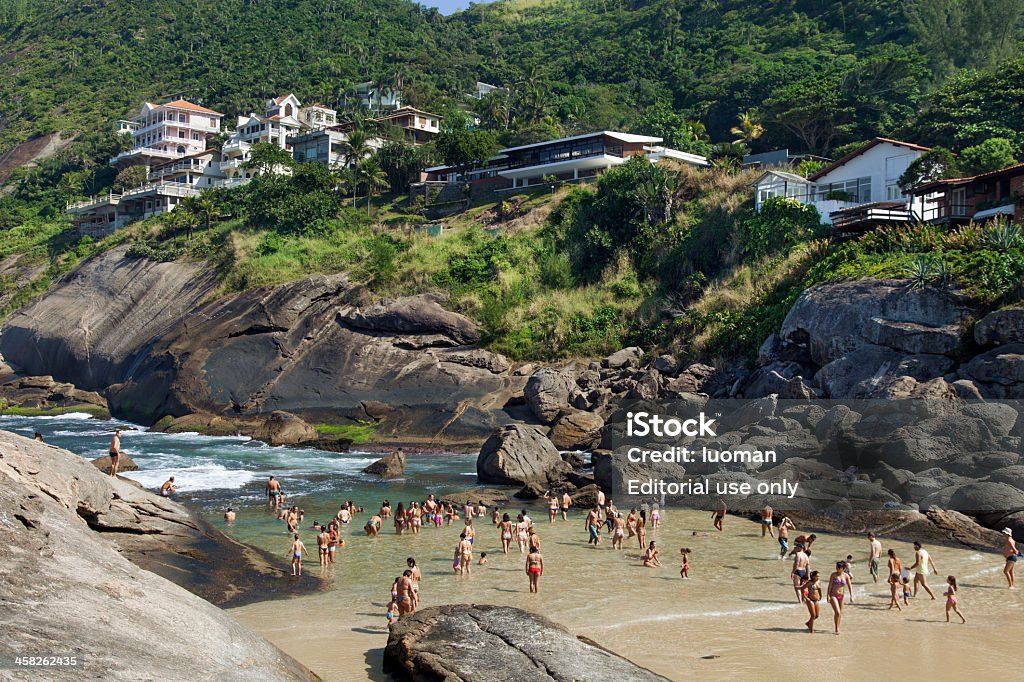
[341,129,373,206]
[175,197,201,241]
[360,158,389,216]
[195,194,220,232]
[730,110,765,144]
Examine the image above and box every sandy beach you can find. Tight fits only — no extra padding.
[230,510,1024,681]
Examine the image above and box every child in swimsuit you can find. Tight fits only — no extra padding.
[386,598,399,625]
[680,548,691,578]
[945,576,966,623]
[901,576,911,605]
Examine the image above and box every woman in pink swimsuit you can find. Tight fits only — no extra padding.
[827,561,851,634]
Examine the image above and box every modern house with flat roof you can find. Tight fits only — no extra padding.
[752,137,938,230]
[912,162,1024,225]
[111,99,223,168]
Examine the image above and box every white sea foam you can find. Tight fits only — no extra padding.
[122,463,257,492]
[0,411,96,421]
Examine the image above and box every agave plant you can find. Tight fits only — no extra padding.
[903,255,947,290]
[981,219,1022,251]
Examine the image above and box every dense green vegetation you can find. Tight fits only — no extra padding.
[0,0,1023,365]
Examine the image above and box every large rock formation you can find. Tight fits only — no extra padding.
[0,374,108,414]
[251,410,318,446]
[0,246,217,391]
[363,449,407,478]
[383,604,668,681]
[477,424,570,486]
[0,431,318,681]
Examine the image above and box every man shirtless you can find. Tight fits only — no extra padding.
[160,477,176,497]
[327,521,340,563]
[867,532,883,583]
[791,543,810,602]
[108,430,123,477]
[266,476,281,508]
[224,508,236,523]
[1002,528,1019,588]
[288,534,307,576]
[585,505,602,546]
[560,491,572,521]
[777,515,795,559]
[712,499,726,531]
[761,504,774,538]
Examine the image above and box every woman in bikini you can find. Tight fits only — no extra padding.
[394,502,406,535]
[626,509,637,539]
[800,570,822,632]
[650,502,661,529]
[887,549,903,611]
[516,513,530,553]
[636,510,647,550]
[499,513,514,554]
[827,561,852,634]
[526,545,544,593]
[547,491,559,524]
[642,541,661,567]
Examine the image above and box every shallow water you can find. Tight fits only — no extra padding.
[9,415,1024,681]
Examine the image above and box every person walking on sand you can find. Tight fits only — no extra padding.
[1001,528,1020,588]
[499,513,514,554]
[827,561,851,634]
[944,576,966,623]
[800,571,822,632]
[867,532,883,583]
[761,504,774,538]
[887,549,903,611]
[108,430,123,477]
[288,533,307,576]
[777,515,794,559]
[526,545,544,593]
[909,541,937,600]
[791,544,810,602]
[561,490,571,521]
[458,532,473,575]
[712,499,726,532]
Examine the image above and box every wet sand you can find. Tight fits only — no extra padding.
[229,509,1024,681]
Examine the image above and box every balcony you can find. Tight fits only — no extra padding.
[829,201,916,233]
[120,180,200,201]
[68,192,122,212]
[110,146,182,165]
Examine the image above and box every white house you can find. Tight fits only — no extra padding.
[752,137,938,229]
[111,99,224,168]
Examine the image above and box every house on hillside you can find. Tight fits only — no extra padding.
[751,137,937,230]
[371,107,440,144]
[414,131,708,202]
[111,99,224,168]
[290,106,440,169]
[353,81,402,111]
[912,162,1024,225]
[466,82,503,100]
[742,149,829,170]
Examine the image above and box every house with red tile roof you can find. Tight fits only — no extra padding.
[111,99,224,168]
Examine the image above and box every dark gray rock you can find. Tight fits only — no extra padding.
[477,424,570,486]
[603,347,644,370]
[652,354,680,376]
[363,450,407,478]
[524,366,577,424]
[975,307,1024,346]
[383,604,668,681]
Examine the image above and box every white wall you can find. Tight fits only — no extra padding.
[816,141,921,204]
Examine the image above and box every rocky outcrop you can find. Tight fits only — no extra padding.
[549,411,604,451]
[975,307,1024,347]
[524,366,576,424]
[383,604,668,682]
[90,452,139,473]
[152,412,242,436]
[0,431,318,681]
[0,246,217,391]
[477,424,570,486]
[251,410,318,446]
[363,450,407,478]
[0,374,108,414]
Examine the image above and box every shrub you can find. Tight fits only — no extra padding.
[740,197,822,259]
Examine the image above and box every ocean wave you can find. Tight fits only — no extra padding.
[122,463,257,492]
[0,412,96,421]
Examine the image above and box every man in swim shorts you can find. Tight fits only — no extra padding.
[266,476,281,508]
[777,515,794,559]
[160,476,176,497]
[586,505,602,546]
[560,490,571,521]
[1002,527,1019,588]
[108,430,123,477]
[867,532,883,583]
[761,504,773,538]
[909,541,937,599]
[791,543,810,602]
[288,533,307,576]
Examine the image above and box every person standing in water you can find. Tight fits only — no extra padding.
[224,508,236,524]
[458,532,473,575]
[1001,527,1019,589]
[777,515,795,559]
[760,504,774,538]
[867,532,883,583]
[526,545,544,593]
[108,430,123,477]
[585,505,602,547]
[516,514,530,553]
[560,490,571,521]
[712,499,726,532]
[365,514,381,537]
[266,477,281,508]
[499,513,514,554]
[944,576,966,623]
[612,512,626,550]
[909,541,937,599]
[546,491,559,524]
[791,544,810,602]
[636,510,647,550]
[800,571,822,632]
[679,548,691,578]
[317,526,330,566]
[394,502,406,535]
[407,557,422,600]
[288,533,307,576]
[397,570,417,615]
[827,561,851,634]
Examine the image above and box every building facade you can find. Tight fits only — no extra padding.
[111,99,224,168]
[913,162,1024,225]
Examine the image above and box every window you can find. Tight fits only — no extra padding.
[179,113,187,123]
[820,177,870,203]
[951,188,967,217]
[209,118,216,127]
[886,184,903,201]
